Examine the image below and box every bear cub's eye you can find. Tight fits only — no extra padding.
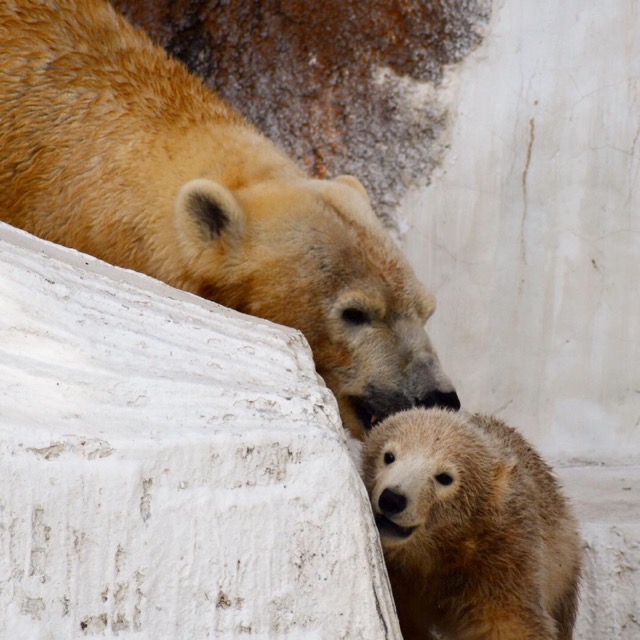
[341,307,370,325]
[435,472,454,486]
[383,452,395,465]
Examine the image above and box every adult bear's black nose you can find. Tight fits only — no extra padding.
[379,488,407,516]
[417,389,461,412]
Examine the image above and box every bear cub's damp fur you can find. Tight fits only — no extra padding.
[363,408,582,640]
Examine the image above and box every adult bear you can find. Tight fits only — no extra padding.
[0,0,460,438]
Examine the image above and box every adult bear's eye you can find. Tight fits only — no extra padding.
[435,472,454,486]
[341,307,370,325]
[384,452,395,465]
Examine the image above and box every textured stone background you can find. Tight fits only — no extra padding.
[110,0,491,223]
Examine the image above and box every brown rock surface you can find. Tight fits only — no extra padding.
[110,0,491,223]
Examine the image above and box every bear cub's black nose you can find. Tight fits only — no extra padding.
[379,488,407,515]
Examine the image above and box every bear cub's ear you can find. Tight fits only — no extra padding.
[175,179,245,245]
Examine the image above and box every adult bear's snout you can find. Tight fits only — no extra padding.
[417,389,461,412]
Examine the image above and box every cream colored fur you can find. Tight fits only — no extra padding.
[363,409,582,640]
[0,0,459,437]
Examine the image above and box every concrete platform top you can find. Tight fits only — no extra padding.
[558,465,640,527]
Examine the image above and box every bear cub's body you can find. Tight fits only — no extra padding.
[363,408,582,640]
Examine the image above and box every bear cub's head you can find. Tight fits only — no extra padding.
[362,408,514,564]
[175,175,460,438]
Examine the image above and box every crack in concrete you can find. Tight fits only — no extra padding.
[520,116,536,268]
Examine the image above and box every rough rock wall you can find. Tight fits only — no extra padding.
[0,221,401,639]
[110,0,491,223]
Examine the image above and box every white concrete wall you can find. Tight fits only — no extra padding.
[0,223,401,639]
[559,466,640,639]
[399,0,640,463]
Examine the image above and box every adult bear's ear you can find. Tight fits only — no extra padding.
[334,174,371,205]
[175,178,245,246]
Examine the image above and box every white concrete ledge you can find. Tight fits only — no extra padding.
[0,222,401,639]
[558,465,640,639]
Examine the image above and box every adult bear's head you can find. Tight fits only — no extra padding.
[175,174,460,438]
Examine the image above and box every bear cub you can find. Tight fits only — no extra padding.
[363,408,582,640]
